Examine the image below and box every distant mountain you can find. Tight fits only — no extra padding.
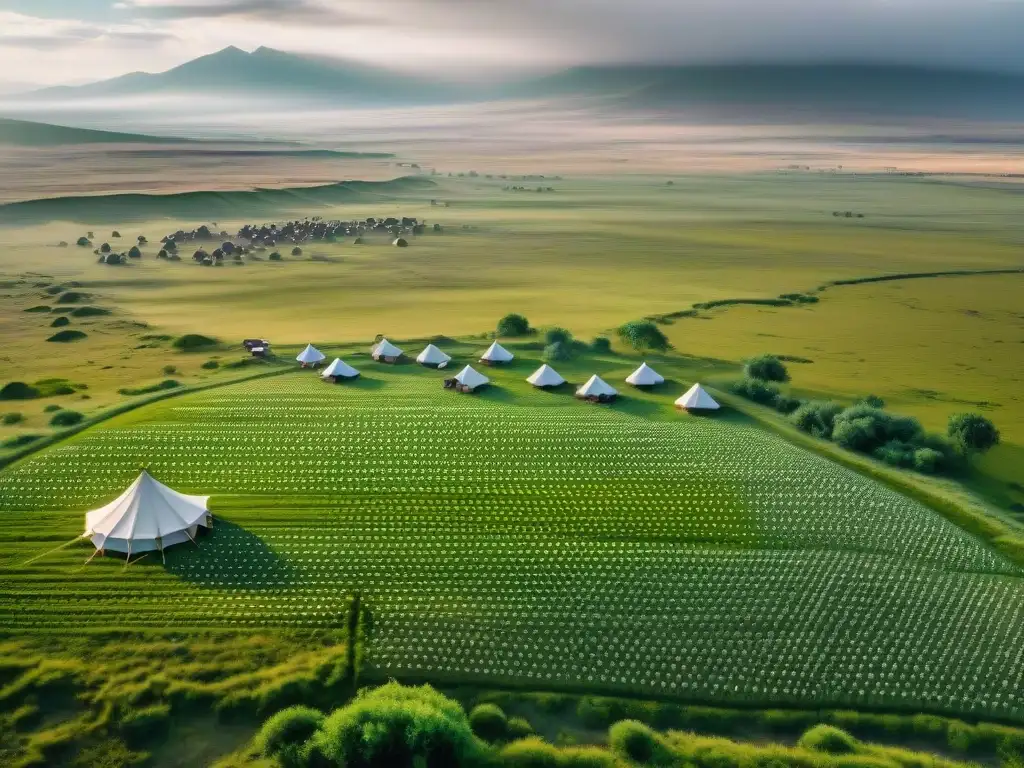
[511,64,1024,120]
[0,117,193,146]
[28,46,459,104]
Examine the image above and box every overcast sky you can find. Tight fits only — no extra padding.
[2,0,1024,87]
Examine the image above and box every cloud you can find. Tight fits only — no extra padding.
[117,0,365,24]
[0,11,174,51]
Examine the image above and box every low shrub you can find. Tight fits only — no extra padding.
[744,354,789,382]
[507,716,535,740]
[544,327,573,346]
[119,704,171,744]
[0,382,41,400]
[618,320,669,352]
[543,341,572,363]
[24,305,51,313]
[50,410,85,428]
[269,252,283,261]
[470,703,509,742]
[201,360,220,370]
[46,330,87,343]
[56,291,88,304]
[497,313,532,337]
[162,365,178,375]
[118,380,180,396]
[731,377,782,407]
[791,400,844,439]
[2,434,42,449]
[590,336,611,353]
[948,412,1001,456]
[50,316,70,327]
[832,405,922,454]
[70,306,111,317]
[291,247,303,256]
[43,404,61,413]
[172,334,218,351]
[2,412,23,425]
[253,705,324,766]
[34,378,82,397]
[798,724,860,755]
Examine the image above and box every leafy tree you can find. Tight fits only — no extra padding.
[291,247,303,256]
[744,354,789,382]
[731,377,781,407]
[947,413,1000,455]
[617,320,669,352]
[269,252,283,261]
[128,246,142,258]
[832,405,922,454]
[496,313,531,337]
[76,236,91,247]
[790,400,843,439]
[100,242,112,254]
[858,394,885,408]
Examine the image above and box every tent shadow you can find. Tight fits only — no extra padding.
[339,375,386,390]
[164,520,292,591]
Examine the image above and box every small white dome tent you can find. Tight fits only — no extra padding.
[84,470,212,562]
[480,341,514,364]
[625,362,665,387]
[676,383,720,411]
[416,343,451,367]
[321,357,360,381]
[296,343,325,367]
[372,338,403,362]
[576,375,618,402]
[451,365,490,392]
[527,364,566,388]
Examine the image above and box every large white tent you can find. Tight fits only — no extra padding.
[480,341,514,363]
[576,375,618,399]
[454,365,490,391]
[527,364,566,388]
[372,338,403,361]
[321,357,360,380]
[296,343,325,365]
[416,343,451,367]
[626,362,665,387]
[84,471,211,561]
[676,383,720,410]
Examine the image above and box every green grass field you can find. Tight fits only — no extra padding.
[1,348,1020,723]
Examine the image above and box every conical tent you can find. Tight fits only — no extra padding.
[480,341,514,363]
[527,364,566,388]
[372,338,403,359]
[576,375,618,398]
[454,365,490,390]
[296,343,325,364]
[626,362,665,386]
[416,344,451,366]
[84,471,211,558]
[321,358,360,379]
[676,383,720,410]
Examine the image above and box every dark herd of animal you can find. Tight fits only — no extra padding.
[79,216,441,266]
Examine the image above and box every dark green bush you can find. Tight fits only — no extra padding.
[71,306,110,317]
[544,327,573,346]
[507,716,534,740]
[24,305,51,313]
[201,360,220,370]
[50,410,84,428]
[791,400,843,438]
[469,703,508,742]
[172,334,218,351]
[128,246,142,258]
[947,413,1000,455]
[2,434,42,449]
[46,330,87,343]
[577,697,621,730]
[269,252,283,261]
[57,291,87,304]
[608,720,666,764]
[310,682,479,768]
[50,316,70,327]
[798,724,859,755]
[2,412,23,425]
[119,704,171,744]
[744,354,789,382]
[543,342,571,363]
[0,382,41,400]
[254,705,325,766]
[76,237,91,247]
[291,247,303,256]
[590,336,611,353]
[858,394,885,408]
[832,405,922,454]
[731,377,781,406]
[617,320,669,352]
[497,313,531,337]
[118,380,180,396]
[43,404,61,413]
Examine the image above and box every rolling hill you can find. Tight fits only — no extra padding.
[28,46,460,104]
[0,117,193,147]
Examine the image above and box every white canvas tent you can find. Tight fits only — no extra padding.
[527,364,566,388]
[372,338,403,361]
[480,341,514,363]
[84,471,211,562]
[296,343,325,365]
[626,362,665,387]
[454,365,490,391]
[576,375,618,399]
[416,343,451,367]
[321,357,360,380]
[676,383,720,411]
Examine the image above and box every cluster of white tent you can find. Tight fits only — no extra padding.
[295,339,719,409]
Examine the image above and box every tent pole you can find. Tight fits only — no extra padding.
[82,548,101,566]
